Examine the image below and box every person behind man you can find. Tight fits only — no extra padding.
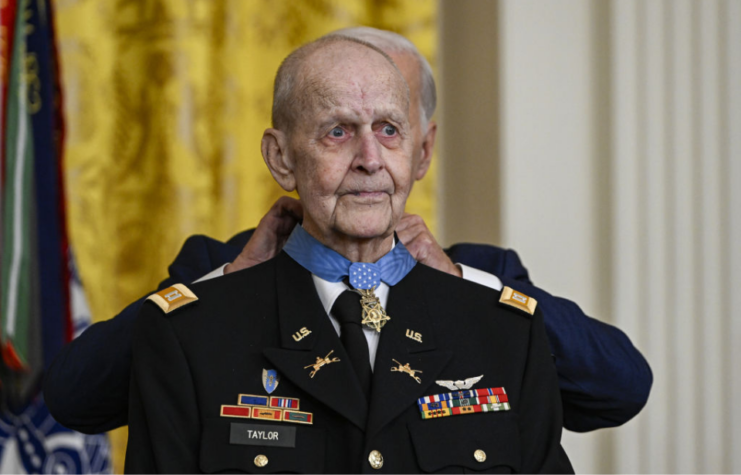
[44,28,651,436]
[125,34,573,474]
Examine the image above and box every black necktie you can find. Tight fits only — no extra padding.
[332,290,372,398]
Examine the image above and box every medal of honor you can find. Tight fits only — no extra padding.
[354,287,391,332]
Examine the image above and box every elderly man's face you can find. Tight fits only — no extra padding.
[274,43,414,247]
[387,51,435,185]
[388,52,422,142]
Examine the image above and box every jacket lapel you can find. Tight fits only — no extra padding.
[365,265,453,439]
[262,253,368,431]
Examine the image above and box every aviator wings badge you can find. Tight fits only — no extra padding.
[435,375,484,391]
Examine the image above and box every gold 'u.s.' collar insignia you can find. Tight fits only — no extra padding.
[499,287,537,315]
[146,283,198,314]
[292,327,312,342]
[405,329,423,343]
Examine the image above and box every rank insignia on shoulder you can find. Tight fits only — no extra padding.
[499,287,537,315]
[146,284,198,314]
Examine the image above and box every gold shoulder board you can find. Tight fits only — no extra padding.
[146,283,198,314]
[499,286,537,315]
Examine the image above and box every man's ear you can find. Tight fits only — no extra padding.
[262,128,296,192]
[414,121,437,181]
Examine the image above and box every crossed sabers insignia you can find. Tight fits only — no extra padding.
[391,359,422,384]
[304,350,341,378]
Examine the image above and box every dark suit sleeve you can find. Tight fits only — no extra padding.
[44,297,140,434]
[447,243,652,432]
[125,302,200,474]
[499,249,653,433]
[44,233,246,434]
[519,309,573,473]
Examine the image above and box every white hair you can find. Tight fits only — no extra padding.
[330,27,437,128]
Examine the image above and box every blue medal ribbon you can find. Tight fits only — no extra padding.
[283,225,416,289]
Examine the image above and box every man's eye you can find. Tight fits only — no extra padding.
[381,124,397,136]
[330,127,345,138]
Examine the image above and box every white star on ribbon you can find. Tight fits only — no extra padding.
[349,262,382,290]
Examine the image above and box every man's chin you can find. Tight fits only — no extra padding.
[335,212,395,241]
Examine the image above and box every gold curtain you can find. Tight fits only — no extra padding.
[54,0,436,470]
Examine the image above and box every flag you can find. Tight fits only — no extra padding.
[0,1,111,472]
[1,0,72,383]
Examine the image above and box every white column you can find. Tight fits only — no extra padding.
[610,0,647,471]
[498,1,610,472]
[725,1,741,471]
[497,0,740,472]
[669,0,700,472]
[446,0,740,471]
[698,4,726,472]
[610,0,739,472]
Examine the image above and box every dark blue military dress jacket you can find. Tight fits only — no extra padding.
[125,252,573,473]
[44,230,652,436]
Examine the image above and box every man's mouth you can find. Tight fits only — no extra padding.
[342,190,389,203]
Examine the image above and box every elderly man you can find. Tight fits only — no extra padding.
[44,28,651,438]
[124,36,572,473]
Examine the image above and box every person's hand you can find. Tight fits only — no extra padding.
[225,196,303,274]
[396,213,462,278]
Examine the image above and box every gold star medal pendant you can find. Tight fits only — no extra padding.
[356,288,391,332]
[349,263,391,332]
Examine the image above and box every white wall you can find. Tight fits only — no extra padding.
[498,1,612,472]
[610,1,741,472]
[441,0,741,472]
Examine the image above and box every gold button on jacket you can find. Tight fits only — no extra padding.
[254,454,268,467]
[369,450,384,469]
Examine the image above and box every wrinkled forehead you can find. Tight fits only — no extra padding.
[304,74,408,120]
[297,43,410,121]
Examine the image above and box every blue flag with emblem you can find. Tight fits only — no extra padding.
[0,1,111,472]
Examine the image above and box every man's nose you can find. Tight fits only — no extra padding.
[352,132,383,174]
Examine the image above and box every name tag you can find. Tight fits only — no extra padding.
[229,423,296,448]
